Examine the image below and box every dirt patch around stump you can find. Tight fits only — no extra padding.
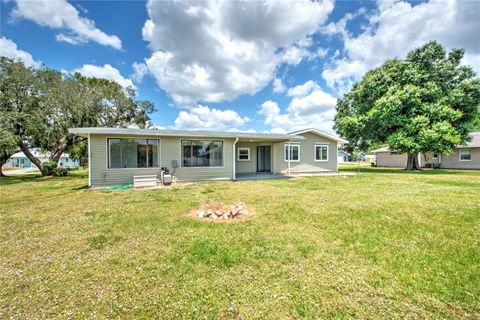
[189,202,252,223]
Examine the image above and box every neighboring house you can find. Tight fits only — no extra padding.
[373,131,480,169]
[5,149,80,169]
[337,150,351,163]
[365,154,376,163]
[68,127,348,188]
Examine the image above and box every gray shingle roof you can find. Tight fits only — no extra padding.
[462,131,480,148]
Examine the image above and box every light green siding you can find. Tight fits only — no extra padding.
[272,132,338,174]
[161,136,234,181]
[235,142,274,173]
[88,130,342,187]
[89,134,234,187]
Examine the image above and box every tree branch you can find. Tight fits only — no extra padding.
[17,142,44,173]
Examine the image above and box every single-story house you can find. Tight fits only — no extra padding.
[5,149,80,169]
[373,131,480,169]
[337,150,351,163]
[68,127,348,188]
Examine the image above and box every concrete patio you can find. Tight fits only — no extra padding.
[235,171,355,181]
[235,173,290,181]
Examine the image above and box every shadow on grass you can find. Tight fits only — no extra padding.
[0,174,43,186]
[0,170,89,186]
[73,185,90,190]
[339,166,475,175]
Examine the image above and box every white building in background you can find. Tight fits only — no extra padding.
[337,150,351,163]
[5,149,80,169]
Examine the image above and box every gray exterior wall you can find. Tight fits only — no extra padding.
[440,148,480,169]
[375,149,479,169]
[89,134,234,187]
[376,152,407,168]
[376,152,440,168]
[421,152,440,167]
[272,132,338,174]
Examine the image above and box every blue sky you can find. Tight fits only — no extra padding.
[1,0,479,134]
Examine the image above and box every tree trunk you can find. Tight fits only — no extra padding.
[50,146,66,164]
[49,136,69,164]
[0,162,4,177]
[405,153,421,171]
[17,142,45,175]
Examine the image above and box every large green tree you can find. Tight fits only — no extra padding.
[0,57,155,175]
[335,41,480,170]
[0,126,18,177]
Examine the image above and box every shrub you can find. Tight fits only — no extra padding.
[42,162,57,176]
[54,167,69,176]
[42,162,69,176]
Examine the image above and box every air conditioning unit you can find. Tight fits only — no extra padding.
[161,169,172,185]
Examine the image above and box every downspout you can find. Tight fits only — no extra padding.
[87,133,91,187]
[336,143,339,172]
[287,140,291,177]
[233,137,239,180]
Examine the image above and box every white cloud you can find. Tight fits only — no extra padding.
[0,37,40,67]
[227,128,257,133]
[323,58,368,94]
[174,105,249,131]
[259,100,285,126]
[142,0,334,106]
[259,80,338,134]
[73,64,134,89]
[11,0,122,49]
[281,38,329,65]
[286,80,320,97]
[272,78,286,93]
[131,62,149,83]
[281,45,311,66]
[288,89,337,117]
[323,0,480,93]
[270,127,288,134]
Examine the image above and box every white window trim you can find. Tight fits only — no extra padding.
[237,147,251,161]
[179,139,225,168]
[284,144,300,162]
[432,153,438,159]
[459,148,471,161]
[106,137,161,170]
[314,144,329,162]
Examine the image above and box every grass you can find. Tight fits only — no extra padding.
[1,167,479,319]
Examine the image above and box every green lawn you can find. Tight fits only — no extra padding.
[1,167,479,319]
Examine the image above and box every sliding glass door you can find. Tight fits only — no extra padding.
[257,146,271,172]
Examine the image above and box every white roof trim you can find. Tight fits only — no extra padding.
[288,128,348,144]
[68,127,304,141]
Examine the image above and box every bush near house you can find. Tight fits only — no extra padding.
[1,168,479,318]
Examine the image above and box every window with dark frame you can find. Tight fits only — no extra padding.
[315,145,328,161]
[108,138,159,168]
[238,148,250,161]
[284,144,300,161]
[459,149,471,161]
[182,140,223,167]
